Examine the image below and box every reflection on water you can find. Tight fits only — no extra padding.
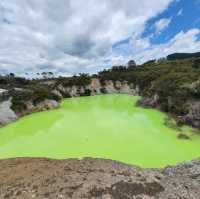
[0,94,200,168]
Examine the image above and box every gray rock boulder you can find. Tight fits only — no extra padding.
[182,101,200,128]
[0,99,18,127]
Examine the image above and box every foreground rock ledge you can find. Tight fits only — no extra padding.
[0,158,200,199]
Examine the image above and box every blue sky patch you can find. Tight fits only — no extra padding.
[142,0,200,44]
[112,0,200,64]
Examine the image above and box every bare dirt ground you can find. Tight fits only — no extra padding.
[0,158,200,199]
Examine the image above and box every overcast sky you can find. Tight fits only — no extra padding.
[0,0,200,77]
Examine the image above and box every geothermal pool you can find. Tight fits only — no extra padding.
[0,94,200,168]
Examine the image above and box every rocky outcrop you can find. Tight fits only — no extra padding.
[0,157,199,199]
[18,99,59,117]
[34,99,59,112]
[0,99,17,127]
[103,80,138,95]
[56,78,139,97]
[181,101,200,129]
[0,88,7,95]
[138,94,200,130]
[90,78,102,94]
[137,94,159,108]
[0,99,59,127]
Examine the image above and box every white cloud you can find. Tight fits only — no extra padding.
[154,18,172,34]
[177,9,183,16]
[131,29,200,63]
[0,0,174,76]
[1,0,199,77]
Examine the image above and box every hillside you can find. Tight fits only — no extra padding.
[167,52,200,60]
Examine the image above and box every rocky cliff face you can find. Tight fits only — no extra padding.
[17,99,60,117]
[138,95,200,130]
[181,101,200,129]
[56,78,139,98]
[0,157,199,199]
[137,94,160,109]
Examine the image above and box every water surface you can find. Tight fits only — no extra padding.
[0,94,200,168]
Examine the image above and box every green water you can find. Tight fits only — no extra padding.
[0,94,200,168]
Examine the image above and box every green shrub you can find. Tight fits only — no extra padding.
[11,85,62,112]
[56,74,91,87]
[32,86,50,105]
[11,90,33,112]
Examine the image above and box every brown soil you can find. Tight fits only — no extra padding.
[0,157,200,199]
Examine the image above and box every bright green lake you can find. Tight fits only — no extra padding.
[0,94,200,168]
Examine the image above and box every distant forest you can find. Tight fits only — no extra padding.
[167,52,200,60]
